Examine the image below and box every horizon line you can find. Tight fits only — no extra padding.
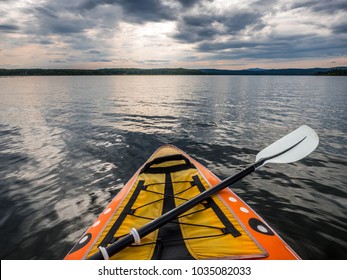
[1,66,346,71]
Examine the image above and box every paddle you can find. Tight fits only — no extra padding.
[88,125,319,260]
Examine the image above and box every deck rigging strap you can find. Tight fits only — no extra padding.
[97,154,242,259]
[191,175,241,238]
[106,177,240,246]
[100,177,242,246]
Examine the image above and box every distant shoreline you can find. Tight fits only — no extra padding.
[0,67,346,76]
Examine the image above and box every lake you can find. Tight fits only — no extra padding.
[0,75,346,259]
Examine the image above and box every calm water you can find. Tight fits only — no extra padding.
[0,75,346,260]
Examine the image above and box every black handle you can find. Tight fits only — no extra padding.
[140,154,192,174]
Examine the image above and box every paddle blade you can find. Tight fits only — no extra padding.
[255,125,319,167]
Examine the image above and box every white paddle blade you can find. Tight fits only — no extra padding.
[256,125,319,167]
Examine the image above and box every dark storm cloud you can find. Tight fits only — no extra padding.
[198,32,312,54]
[177,0,201,8]
[79,0,176,23]
[78,0,203,19]
[0,24,20,32]
[46,21,88,34]
[291,0,347,14]
[174,11,264,43]
[26,3,98,36]
[172,0,277,44]
[171,0,346,62]
[34,6,59,19]
[202,33,347,61]
[198,41,265,52]
[333,22,347,34]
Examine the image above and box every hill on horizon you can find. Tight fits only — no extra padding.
[0,67,346,76]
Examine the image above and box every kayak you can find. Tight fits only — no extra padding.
[64,145,300,260]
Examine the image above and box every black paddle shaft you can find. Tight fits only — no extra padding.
[87,161,262,260]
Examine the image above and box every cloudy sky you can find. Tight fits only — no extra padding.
[0,0,346,69]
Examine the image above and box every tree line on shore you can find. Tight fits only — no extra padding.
[0,67,346,76]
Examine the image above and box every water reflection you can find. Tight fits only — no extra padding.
[0,76,346,259]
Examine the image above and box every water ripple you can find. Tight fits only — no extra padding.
[0,76,346,259]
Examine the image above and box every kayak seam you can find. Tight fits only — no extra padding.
[216,190,269,258]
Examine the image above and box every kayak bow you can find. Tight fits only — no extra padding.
[65,125,318,260]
